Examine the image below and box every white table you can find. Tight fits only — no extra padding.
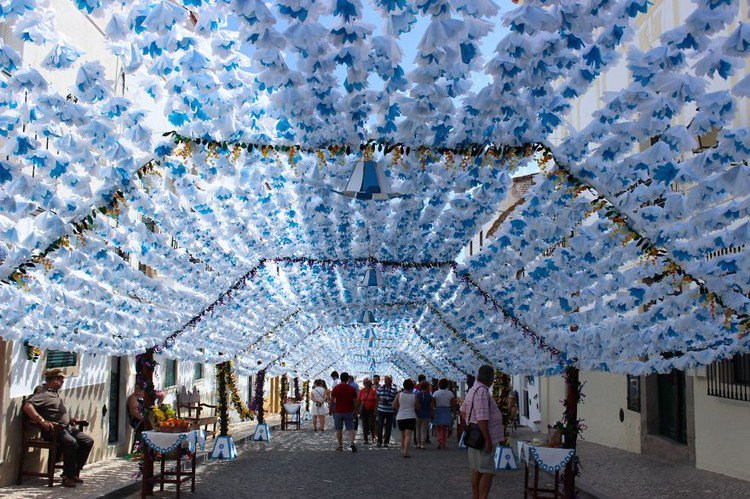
[140,429,206,498]
[141,429,205,454]
[517,441,575,498]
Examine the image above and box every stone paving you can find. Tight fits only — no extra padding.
[574,439,750,499]
[3,417,749,499]
[164,420,539,499]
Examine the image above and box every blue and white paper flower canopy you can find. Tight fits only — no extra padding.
[334,159,403,200]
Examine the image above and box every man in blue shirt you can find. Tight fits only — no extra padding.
[375,375,398,447]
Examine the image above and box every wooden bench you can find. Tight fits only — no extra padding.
[17,396,89,487]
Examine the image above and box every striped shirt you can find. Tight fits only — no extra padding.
[376,385,399,413]
[460,381,504,445]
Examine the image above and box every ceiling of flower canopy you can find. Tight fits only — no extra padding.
[0,0,748,378]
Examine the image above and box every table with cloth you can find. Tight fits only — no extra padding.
[517,441,575,499]
[140,429,205,498]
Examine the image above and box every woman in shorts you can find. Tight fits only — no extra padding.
[392,378,420,458]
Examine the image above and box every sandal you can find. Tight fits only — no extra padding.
[336,446,343,451]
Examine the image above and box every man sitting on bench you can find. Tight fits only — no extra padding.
[23,368,94,488]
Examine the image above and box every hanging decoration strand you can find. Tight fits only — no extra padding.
[454,270,566,361]
[2,159,160,284]
[549,164,750,333]
[161,260,267,348]
[165,131,544,161]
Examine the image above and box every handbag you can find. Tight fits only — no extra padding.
[461,387,489,450]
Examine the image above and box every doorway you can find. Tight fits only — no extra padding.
[108,356,121,444]
[657,370,687,443]
[642,370,694,463]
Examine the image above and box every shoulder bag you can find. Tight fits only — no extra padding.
[312,388,324,407]
[461,387,489,450]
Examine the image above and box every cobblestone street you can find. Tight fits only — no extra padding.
[170,423,539,499]
[3,418,749,498]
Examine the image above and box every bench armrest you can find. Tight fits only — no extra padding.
[73,420,89,431]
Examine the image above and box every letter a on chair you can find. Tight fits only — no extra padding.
[494,445,519,470]
[253,423,271,442]
[210,436,237,460]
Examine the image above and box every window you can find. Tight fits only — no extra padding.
[627,374,641,412]
[44,349,79,377]
[45,350,77,369]
[164,359,177,388]
[707,353,750,402]
[194,362,204,380]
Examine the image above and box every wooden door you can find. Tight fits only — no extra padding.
[657,370,686,443]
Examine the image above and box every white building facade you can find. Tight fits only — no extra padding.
[540,0,750,482]
[0,6,251,486]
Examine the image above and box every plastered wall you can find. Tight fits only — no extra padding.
[692,377,750,481]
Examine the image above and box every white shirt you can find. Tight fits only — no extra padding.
[433,389,454,407]
[395,392,418,420]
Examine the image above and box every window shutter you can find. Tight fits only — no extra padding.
[45,350,77,369]
[165,360,177,387]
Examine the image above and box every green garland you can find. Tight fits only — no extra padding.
[426,303,493,365]
[227,361,255,421]
[493,371,512,442]
[216,361,230,437]
[166,130,543,161]
[303,380,310,412]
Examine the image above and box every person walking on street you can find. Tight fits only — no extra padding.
[358,378,378,444]
[329,371,339,415]
[432,378,455,449]
[330,372,358,452]
[310,379,329,432]
[376,375,398,447]
[348,375,360,432]
[460,365,505,499]
[415,381,433,449]
[393,379,420,458]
